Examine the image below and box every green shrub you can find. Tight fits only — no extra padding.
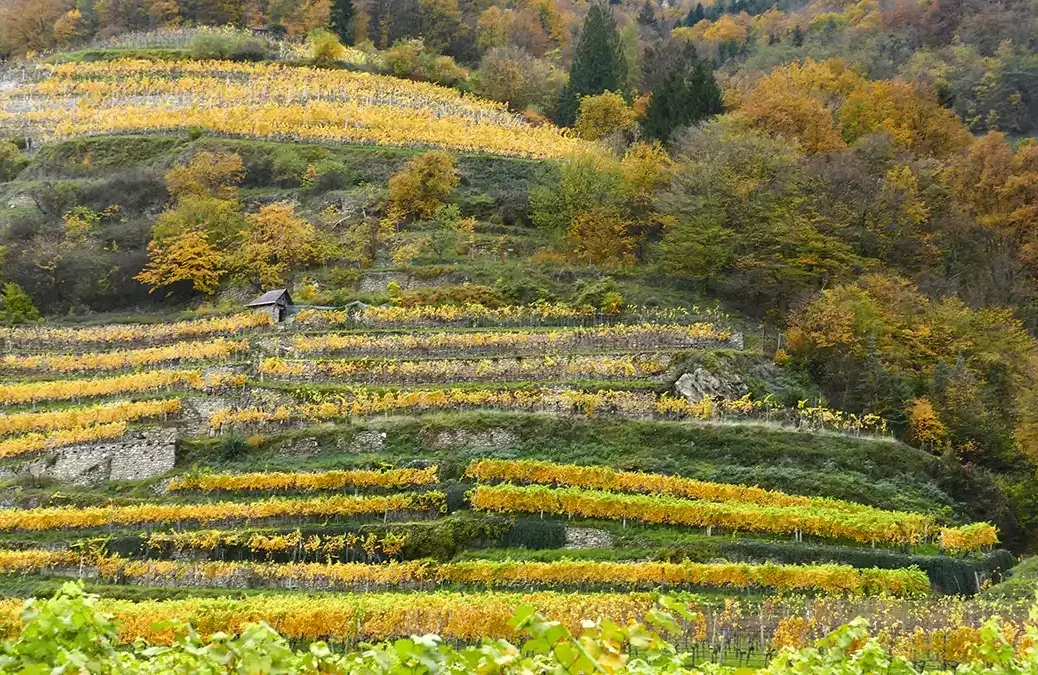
[981,555,1038,600]
[189,33,271,61]
[0,142,28,182]
[0,283,39,325]
[382,39,468,87]
[218,435,251,462]
[395,284,508,307]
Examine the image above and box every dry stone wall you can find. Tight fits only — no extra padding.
[10,428,177,485]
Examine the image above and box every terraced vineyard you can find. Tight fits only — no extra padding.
[0,60,590,159]
[0,306,1022,668]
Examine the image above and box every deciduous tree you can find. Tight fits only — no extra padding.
[236,202,322,287]
[135,229,226,295]
[164,152,246,202]
[574,91,633,140]
[386,151,459,220]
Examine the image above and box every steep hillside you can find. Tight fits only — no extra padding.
[2,2,1038,663]
[0,303,1019,668]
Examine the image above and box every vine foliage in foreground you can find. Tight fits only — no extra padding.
[1,583,1037,673]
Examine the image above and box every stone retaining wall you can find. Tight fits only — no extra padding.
[19,428,177,485]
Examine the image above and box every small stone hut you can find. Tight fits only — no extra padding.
[245,289,293,322]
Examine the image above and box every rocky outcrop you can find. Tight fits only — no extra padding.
[674,368,751,403]
[671,352,789,403]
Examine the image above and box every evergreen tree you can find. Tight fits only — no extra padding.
[330,0,355,42]
[0,282,39,325]
[791,23,804,46]
[637,0,656,27]
[641,42,723,142]
[684,2,704,26]
[555,2,627,126]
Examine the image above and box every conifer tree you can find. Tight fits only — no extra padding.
[642,42,723,142]
[330,0,354,42]
[791,23,804,46]
[637,0,656,27]
[555,2,627,126]
[684,2,704,26]
[0,283,39,324]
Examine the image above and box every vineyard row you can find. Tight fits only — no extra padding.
[0,591,1022,662]
[0,398,181,436]
[465,459,930,519]
[0,369,245,405]
[0,314,269,348]
[257,354,669,384]
[0,550,929,596]
[168,466,439,492]
[0,492,445,532]
[0,339,248,374]
[294,303,721,329]
[209,389,888,435]
[291,323,731,356]
[469,484,998,552]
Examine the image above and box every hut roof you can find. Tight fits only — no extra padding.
[245,289,292,307]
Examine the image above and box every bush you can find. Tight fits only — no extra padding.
[0,283,39,324]
[218,435,251,462]
[472,47,565,113]
[395,284,508,307]
[0,141,28,182]
[574,91,634,141]
[501,518,567,549]
[386,151,459,220]
[382,39,468,87]
[307,28,346,65]
[189,33,271,61]
[982,555,1038,600]
[165,151,246,201]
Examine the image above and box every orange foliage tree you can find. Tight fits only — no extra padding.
[237,202,323,287]
[135,230,226,295]
[164,151,246,202]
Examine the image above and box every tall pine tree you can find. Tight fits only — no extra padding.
[555,2,627,126]
[637,0,656,27]
[330,0,355,42]
[641,42,723,142]
[684,2,704,26]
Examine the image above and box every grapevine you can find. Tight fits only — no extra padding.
[292,323,730,356]
[0,491,445,532]
[469,484,997,552]
[465,459,917,516]
[0,339,249,374]
[0,550,929,596]
[0,314,269,348]
[0,422,128,459]
[0,398,181,435]
[0,369,242,404]
[168,466,439,492]
[2,61,594,159]
[258,354,669,384]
